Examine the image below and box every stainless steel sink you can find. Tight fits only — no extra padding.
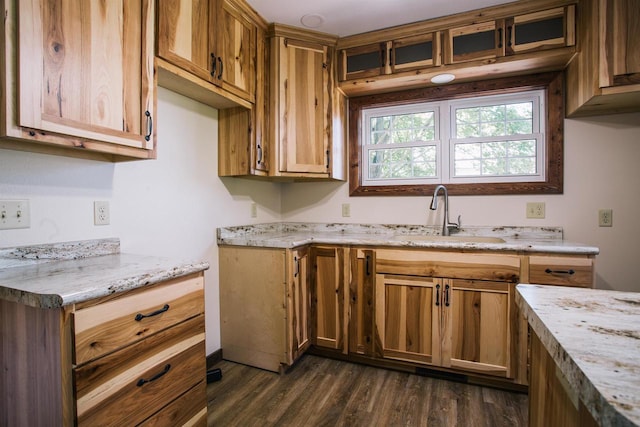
[392,235,506,243]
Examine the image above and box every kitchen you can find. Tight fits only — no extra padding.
[0,0,639,425]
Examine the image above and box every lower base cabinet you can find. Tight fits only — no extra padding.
[0,273,207,426]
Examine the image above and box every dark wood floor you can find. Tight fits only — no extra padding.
[206,355,528,426]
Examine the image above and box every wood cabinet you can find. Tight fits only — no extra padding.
[156,0,255,103]
[349,249,375,356]
[0,0,156,161]
[527,255,594,287]
[219,246,311,372]
[373,249,518,378]
[310,246,346,351]
[566,0,640,116]
[0,273,207,426]
[267,25,345,180]
[336,0,577,96]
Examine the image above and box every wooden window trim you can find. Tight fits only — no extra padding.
[348,72,564,196]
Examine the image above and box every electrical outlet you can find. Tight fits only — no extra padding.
[94,201,110,225]
[598,209,612,227]
[342,203,351,217]
[526,202,545,219]
[0,200,30,230]
[250,202,257,218]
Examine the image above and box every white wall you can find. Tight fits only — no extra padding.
[281,112,640,292]
[0,87,282,355]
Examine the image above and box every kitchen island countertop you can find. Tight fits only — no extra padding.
[516,284,640,427]
[0,238,209,308]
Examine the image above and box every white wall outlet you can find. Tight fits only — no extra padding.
[250,202,257,218]
[0,200,30,230]
[94,201,110,225]
[526,202,545,219]
[598,209,613,227]
[342,203,351,217]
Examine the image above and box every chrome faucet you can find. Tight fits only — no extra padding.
[430,185,461,236]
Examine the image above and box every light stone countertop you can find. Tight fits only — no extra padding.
[0,238,209,308]
[516,284,640,427]
[217,222,600,255]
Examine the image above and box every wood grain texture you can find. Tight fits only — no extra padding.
[207,355,529,426]
[311,246,344,350]
[528,255,594,287]
[17,0,155,150]
[349,249,375,356]
[0,300,72,426]
[73,275,204,365]
[139,381,207,427]
[287,247,311,364]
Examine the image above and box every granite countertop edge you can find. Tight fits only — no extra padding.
[216,222,600,255]
[0,238,210,309]
[516,284,639,427]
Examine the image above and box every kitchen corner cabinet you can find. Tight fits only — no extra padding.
[373,249,518,379]
[0,0,156,161]
[268,25,345,180]
[219,246,310,372]
[0,273,207,426]
[156,0,256,103]
[310,246,346,351]
[566,0,640,117]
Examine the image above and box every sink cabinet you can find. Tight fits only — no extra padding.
[0,273,207,426]
[373,249,518,378]
[0,0,156,161]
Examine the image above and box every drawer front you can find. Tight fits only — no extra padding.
[528,255,593,287]
[74,274,204,365]
[138,381,207,427]
[375,249,521,282]
[75,315,205,426]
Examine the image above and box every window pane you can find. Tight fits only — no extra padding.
[367,146,437,179]
[372,131,390,144]
[456,101,534,138]
[453,139,537,177]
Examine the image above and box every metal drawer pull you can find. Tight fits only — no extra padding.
[136,364,171,387]
[144,110,152,141]
[545,268,575,275]
[365,255,371,276]
[444,284,450,307]
[435,284,440,306]
[135,304,170,321]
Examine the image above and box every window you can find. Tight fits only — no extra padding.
[349,72,564,196]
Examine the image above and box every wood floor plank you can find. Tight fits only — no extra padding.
[207,355,528,426]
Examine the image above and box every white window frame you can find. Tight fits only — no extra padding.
[360,89,546,186]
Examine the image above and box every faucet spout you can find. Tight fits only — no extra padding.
[429,185,460,236]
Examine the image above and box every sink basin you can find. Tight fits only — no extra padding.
[392,235,506,243]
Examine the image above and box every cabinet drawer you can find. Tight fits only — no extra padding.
[528,256,593,287]
[73,274,204,365]
[138,378,207,426]
[375,249,521,282]
[75,316,205,426]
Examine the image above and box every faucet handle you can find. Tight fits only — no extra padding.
[448,215,461,231]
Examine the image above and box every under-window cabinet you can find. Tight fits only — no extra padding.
[0,0,156,161]
[444,5,575,64]
[311,246,346,351]
[157,0,256,103]
[566,0,640,116]
[268,25,345,180]
[219,246,311,372]
[339,32,440,81]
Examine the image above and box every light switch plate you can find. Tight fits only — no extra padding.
[342,203,351,217]
[0,200,30,230]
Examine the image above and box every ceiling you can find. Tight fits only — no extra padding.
[245,0,516,37]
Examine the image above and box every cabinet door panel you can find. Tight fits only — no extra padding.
[511,6,573,54]
[157,0,211,81]
[288,247,311,362]
[611,0,640,78]
[19,0,154,150]
[217,0,255,101]
[446,279,511,378]
[340,43,385,81]
[278,38,329,174]
[312,247,343,350]
[375,274,438,365]
[349,249,375,355]
[446,21,502,63]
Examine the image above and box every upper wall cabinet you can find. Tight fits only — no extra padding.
[0,0,156,161]
[566,0,640,117]
[337,0,577,96]
[267,25,345,180]
[156,0,257,107]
